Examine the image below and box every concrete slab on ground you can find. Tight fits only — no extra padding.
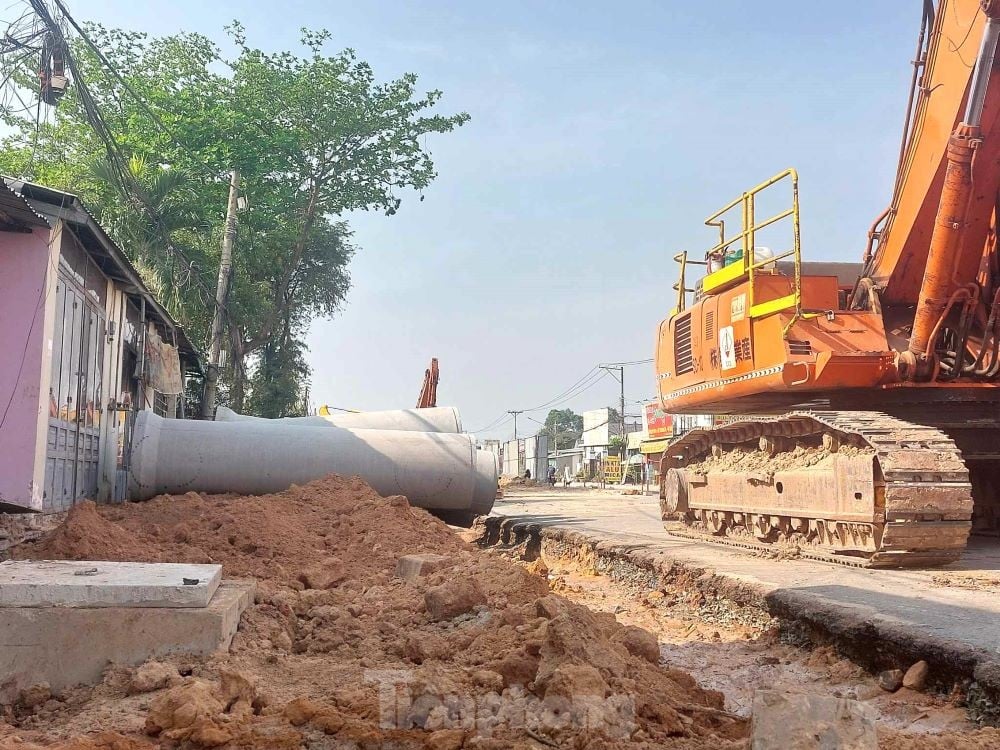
[493,488,1000,691]
[0,560,222,608]
[0,578,253,701]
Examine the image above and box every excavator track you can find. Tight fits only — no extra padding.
[660,411,973,568]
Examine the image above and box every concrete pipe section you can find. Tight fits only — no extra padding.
[128,411,496,518]
[214,405,462,433]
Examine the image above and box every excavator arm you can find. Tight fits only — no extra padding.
[862,0,1000,380]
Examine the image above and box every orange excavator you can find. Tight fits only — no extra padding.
[656,0,1000,567]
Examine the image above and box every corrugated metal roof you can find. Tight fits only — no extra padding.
[0,180,50,231]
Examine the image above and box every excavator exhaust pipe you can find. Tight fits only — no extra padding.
[127,411,497,517]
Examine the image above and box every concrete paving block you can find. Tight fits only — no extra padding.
[751,690,876,750]
[0,579,253,703]
[0,560,221,608]
[395,554,450,580]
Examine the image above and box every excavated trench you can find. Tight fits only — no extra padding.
[476,515,1000,740]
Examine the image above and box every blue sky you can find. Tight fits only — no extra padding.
[74,0,919,437]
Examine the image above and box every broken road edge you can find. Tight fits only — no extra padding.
[474,515,1000,725]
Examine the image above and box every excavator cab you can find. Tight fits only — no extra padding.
[657,169,894,416]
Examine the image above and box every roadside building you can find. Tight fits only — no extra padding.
[637,402,672,483]
[500,434,549,480]
[630,402,668,486]
[523,434,549,481]
[478,438,502,464]
[581,407,621,475]
[581,407,640,481]
[673,413,716,435]
[549,445,584,483]
[0,179,202,513]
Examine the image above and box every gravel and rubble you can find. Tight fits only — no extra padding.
[0,475,749,749]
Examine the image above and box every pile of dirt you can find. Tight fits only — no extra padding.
[2,475,746,749]
[499,475,537,489]
[686,442,874,479]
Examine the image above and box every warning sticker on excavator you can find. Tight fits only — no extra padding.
[719,326,736,370]
[731,294,746,322]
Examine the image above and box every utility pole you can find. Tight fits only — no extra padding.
[617,366,625,452]
[508,410,523,440]
[202,169,241,418]
[599,365,626,459]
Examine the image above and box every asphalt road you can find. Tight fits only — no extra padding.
[494,487,1000,660]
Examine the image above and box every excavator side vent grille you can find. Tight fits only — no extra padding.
[788,339,812,356]
[705,310,715,341]
[674,313,694,375]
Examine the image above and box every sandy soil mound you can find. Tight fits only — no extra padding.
[499,475,536,489]
[2,475,746,749]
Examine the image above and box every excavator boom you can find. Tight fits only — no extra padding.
[417,358,440,409]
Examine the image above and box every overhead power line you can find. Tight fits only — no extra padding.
[471,354,652,437]
[520,366,600,413]
[526,369,609,412]
[48,0,216,177]
[468,413,511,434]
[8,0,248,363]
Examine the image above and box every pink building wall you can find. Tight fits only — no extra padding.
[0,227,53,510]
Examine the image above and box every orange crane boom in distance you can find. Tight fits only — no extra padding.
[654,0,1000,567]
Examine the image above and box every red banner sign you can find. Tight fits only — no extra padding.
[645,404,672,439]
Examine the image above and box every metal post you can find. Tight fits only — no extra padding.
[619,366,626,462]
[202,169,241,418]
[508,410,523,440]
[599,364,627,462]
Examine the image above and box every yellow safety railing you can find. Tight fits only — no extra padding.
[670,250,704,314]
[672,168,804,333]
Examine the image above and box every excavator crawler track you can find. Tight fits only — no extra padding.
[660,411,973,568]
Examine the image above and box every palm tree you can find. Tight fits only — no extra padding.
[89,155,209,314]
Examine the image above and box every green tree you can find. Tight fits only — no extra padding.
[0,22,467,414]
[543,408,583,448]
[246,320,310,418]
[88,156,210,315]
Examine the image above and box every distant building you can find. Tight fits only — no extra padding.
[581,407,640,480]
[0,179,201,513]
[500,434,549,480]
[549,446,584,482]
[582,407,614,451]
[478,439,502,461]
[673,413,715,435]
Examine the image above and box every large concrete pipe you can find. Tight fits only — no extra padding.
[128,411,496,518]
[215,405,462,433]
